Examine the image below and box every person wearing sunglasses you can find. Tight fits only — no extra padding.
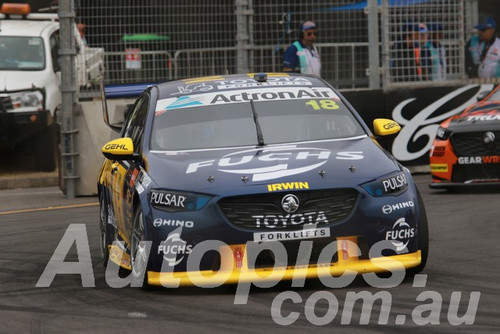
[283,20,321,77]
[465,16,500,78]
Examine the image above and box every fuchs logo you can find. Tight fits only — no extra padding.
[157,231,193,266]
[281,194,299,213]
[186,146,363,182]
[186,146,330,181]
[385,217,415,252]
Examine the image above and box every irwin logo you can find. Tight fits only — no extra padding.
[267,182,309,192]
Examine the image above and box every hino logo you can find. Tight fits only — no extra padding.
[186,146,364,181]
[153,218,194,228]
[382,201,414,214]
[281,194,299,213]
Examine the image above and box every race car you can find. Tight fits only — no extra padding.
[98,73,428,287]
[430,84,500,188]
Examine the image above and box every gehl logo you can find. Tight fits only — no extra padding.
[383,122,398,130]
[105,144,129,150]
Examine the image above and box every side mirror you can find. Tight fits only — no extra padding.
[101,138,140,160]
[100,80,122,133]
[373,118,401,136]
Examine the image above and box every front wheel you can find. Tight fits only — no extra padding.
[407,188,429,276]
[130,207,150,287]
[99,194,111,267]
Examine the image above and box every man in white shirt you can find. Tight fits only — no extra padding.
[283,21,321,77]
[465,17,500,79]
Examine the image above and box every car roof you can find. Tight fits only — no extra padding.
[0,18,58,37]
[155,73,330,100]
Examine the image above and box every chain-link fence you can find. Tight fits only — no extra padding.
[75,0,479,93]
[382,0,468,88]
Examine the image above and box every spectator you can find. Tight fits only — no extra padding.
[77,23,88,46]
[282,20,321,77]
[465,17,500,78]
[391,23,432,82]
[427,22,447,81]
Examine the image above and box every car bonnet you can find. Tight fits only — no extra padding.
[146,136,400,194]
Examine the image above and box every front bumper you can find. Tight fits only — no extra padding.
[147,249,422,287]
[430,180,500,188]
[109,241,422,287]
[0,110,50,147]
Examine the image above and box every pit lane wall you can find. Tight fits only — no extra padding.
[73,83,491,195]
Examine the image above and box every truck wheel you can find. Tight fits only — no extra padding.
[34,124,57,171]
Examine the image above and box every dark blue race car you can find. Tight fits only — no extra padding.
[98,73,428,287]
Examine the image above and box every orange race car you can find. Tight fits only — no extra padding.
[430,85,500,188]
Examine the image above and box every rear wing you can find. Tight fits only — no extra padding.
[104,82,161,98]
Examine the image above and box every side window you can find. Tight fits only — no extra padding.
[123,95,149,153]
[50,31,60,72]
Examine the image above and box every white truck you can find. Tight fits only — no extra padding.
[0,3,104,171]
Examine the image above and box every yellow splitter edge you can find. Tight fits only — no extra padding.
[109,241,421,287]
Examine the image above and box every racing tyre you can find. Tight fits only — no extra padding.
[130,207,150,288]
[99,194,111,267]
[406,188,429,276]
[34,123,57,171]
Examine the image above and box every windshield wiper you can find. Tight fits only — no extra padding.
[250,99,265,146]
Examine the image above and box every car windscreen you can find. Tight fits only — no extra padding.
[0,37,45,71]
[151,93,366,151]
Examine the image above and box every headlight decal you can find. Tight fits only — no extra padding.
[435,127,451,140]
[361,171,408,197]
[150,189,211,212]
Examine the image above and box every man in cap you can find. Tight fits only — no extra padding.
[465,17,500,78]
[283,20,321,77]
[391,22,432,81]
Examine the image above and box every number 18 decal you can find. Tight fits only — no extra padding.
[305,99,340,110]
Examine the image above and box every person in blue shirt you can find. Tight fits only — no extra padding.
[426,22,447,81]
[282,21,321,77]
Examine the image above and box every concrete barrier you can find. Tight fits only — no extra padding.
[72,98,134,196]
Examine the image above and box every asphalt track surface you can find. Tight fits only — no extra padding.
[0,174,499,333]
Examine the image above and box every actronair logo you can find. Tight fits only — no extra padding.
[209,88,333,103]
